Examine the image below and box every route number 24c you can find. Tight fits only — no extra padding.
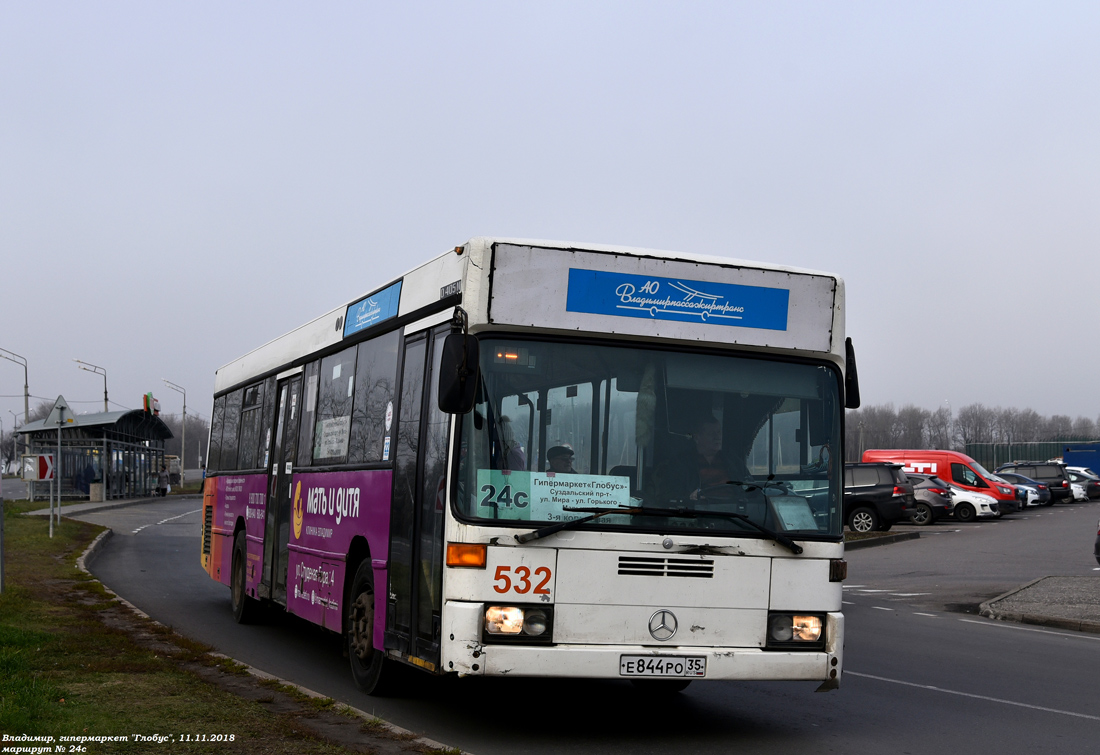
[493,565,552,595]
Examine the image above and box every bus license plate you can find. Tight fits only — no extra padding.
[620,655,706,677]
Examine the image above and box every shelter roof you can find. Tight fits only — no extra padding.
[17,409,173,440]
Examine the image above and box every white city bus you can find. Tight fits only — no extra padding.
[200,237,857,694]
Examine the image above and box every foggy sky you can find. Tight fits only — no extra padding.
[2,2,1099,433]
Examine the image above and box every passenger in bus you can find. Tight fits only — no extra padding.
[497,416,527,471]
[546,446,577,474]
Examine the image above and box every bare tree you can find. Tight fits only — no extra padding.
[955,403,995,446]
[896,404,930,448]
[1045,415,1074,440]
[1072,416,1096,440]
[926,406,953,450]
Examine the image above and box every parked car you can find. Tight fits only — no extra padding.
[863,449,1019,513]
[1066,470,1100,500]
[905,473,955,525]
[947,485,999,522]
[1071,482,1090,502]
[1067,465,1099,477]
[995,462,1072,504]
[843,462,917,533]
[993,472,1052,506]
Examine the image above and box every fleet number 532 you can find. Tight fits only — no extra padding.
[492,565,552,595]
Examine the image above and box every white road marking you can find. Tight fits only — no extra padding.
[914,612,938,617]
[958,618,1100,642]
[847,671,1100,721]
[872,606,892,611]
[891,592,931,597]
[842,601,855,605]
[158,508,202,525]
[133,508,202,534]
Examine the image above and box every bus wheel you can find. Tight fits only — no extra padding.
[231,531,259,624]
[347,560,391,695]
[630,678,692,694]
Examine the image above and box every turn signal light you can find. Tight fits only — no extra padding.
[446,543,487,568]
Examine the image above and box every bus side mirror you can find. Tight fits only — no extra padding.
[438,333,480,414]
[844,337,861,409]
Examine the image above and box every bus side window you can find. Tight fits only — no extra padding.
[296,361,320,468]
[312,346,358,465]
[349,330,400,464]
[220,389,244,471]
[238,381,264,470]
[208,395,226,472]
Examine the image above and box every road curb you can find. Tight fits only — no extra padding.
[979,577,1100,635]
[75,527,474,755]
[845,531,921,550]
[29,496,168,517]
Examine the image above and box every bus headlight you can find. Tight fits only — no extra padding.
[485,606,525,634]
[482,605,554,643]
[766,613,825,649]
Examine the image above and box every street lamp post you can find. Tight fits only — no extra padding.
[163,379,186,485]
[1,348,31,500]
[74,359,108,413]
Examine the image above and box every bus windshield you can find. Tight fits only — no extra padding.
[456,337,843,540]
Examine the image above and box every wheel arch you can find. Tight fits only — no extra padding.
[343,535,372,636]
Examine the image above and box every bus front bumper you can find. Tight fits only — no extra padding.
[443,609,843,686]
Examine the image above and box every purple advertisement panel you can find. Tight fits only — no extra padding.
[216,474,269,591]
[286,469,393,646]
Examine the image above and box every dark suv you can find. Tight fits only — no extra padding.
[843,462,917,533]
[995,462,1072,504]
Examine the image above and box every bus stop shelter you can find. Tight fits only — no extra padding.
[17,409,173,501]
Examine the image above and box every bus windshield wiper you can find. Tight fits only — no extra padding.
[514,504,803,555]
[643,505,804,555]
[514,506,642,544]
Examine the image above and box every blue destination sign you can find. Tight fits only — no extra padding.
[566,268,789,331]
[344,281,402,338]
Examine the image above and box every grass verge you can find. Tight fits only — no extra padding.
[0,500,454,754]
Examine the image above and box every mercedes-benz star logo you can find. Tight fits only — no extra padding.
[649,609,678,641]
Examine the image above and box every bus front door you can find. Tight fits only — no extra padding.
[261,374,301,606]
[386,328,448,670]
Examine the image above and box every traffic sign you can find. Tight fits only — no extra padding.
[22,454,54,481]
[45,395,76,427]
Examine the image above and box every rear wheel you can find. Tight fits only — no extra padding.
[910,503,934,526]
[848,507,879,533]
[954,502,976,522]
[347,560,393,695]
[231,531,259,624]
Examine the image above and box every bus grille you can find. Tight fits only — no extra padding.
[617,556,714,578]
[202,505,213,555]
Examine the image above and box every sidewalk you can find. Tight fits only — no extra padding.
[25,494,200,518]
[980,576,1100,634]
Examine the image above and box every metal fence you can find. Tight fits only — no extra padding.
[964,441,1097,471]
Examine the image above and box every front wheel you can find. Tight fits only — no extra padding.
[848,507,879,533]
[954,502,976,522]
[910,503,934,526]
[231,531,259,624]
[347,560,393,695]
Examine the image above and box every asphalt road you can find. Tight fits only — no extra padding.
[79,497,1100,755]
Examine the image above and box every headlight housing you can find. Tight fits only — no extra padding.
[765,612,826,650]
[482,604,554,644]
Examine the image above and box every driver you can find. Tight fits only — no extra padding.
[655,414,752,502]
